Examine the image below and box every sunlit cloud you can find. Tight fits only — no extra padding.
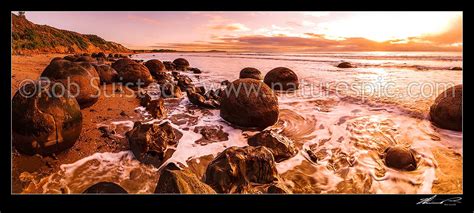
[209,23,250,32]
[302,12,331,17]
[127,15,160,26]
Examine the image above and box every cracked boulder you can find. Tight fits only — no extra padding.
[12,80,83,155]
[248,130,298,162]
[126,121,177,167]
[204,146,281,193]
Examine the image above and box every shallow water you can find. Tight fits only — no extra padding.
[24,51,462,194]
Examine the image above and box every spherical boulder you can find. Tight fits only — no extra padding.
[111,58,135,72]
[83,182,128,194]
[239,67,262,80]
[12,80,82,155]
[263,67,299,91]
[116,62,154,86]
[383,146,417,171]
[173,58,190,70]
[92,64,118,84]
[429,85,462,131]
[74,55,97,63]
[220,78,279,129]
[144,59,166,76]
[41,59,100,108]
[337,62,354,68]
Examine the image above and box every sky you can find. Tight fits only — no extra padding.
[21,11,462,52]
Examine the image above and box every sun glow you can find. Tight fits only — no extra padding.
[316,12,460,42]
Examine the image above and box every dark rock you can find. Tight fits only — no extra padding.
[92,64,118,84]
[239,67,262,80]
[383,146,417,171]
[189,67,202,74]
[220,78,279,129]
[108,53,114,58]
[248,130,298,162]
[40,59,100,108]
[221,80,231,86]
[91,53,98,58]
[160,83,183,99]
[154,163,216,194]
[337,62,354,68]
[193,125,229,145]
[173,58,190,70]
[98,126,115,138]
[186,89,220,109]
[154,72,174,85]
[82,53,90,56]
[50,57,63,63]
[137,89,152,107]
[120,111,127,117]
[195,86,206,96]
[176,75,194,91]
[63,55,79,62]
[114,54,119,58]
[429,85,462,131]
[163,61,176,71]
[264,67,299,91]
[74,55,97,63]
[12,80,82,155]
[205,89,222,100]
[145,98,167,119]
[97,52,107,59]
[145,59,166,76]
[451,67,462,70]
[204,146,279,193]
[126,121,177,167]
[83,182,127,194]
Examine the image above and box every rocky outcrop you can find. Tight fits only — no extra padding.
[248,130,298,162]
[154,163,216,194]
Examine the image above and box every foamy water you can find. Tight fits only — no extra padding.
[24,52,462,194]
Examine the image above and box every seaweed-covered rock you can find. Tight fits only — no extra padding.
[154,163,216,194]
[248,130,298,162]
[12,80,82,155]
[220,78,279,129]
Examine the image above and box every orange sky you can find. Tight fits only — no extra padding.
[23,12,462,52]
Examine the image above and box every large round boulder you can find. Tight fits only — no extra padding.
[144,59,165,76]
[40,59,100,108]
[74,55,97,63]
[83,182,128,194]
[12,80,82,155]
[154,163,216,194]
[220,78,279,129]
[111,58,135,72]
[204,146,279,193]
[116,62,154,86]
[429,85,462,131]
[92,64,118,84]
[337,62,354,68]
[383,146,417,171]
[239,67,262,80]
[173,58,190,71]
[263,67,299,91]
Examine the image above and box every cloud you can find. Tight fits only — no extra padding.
[127,15,160,26]
[302,12,330,17]
[209,23,250,32]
